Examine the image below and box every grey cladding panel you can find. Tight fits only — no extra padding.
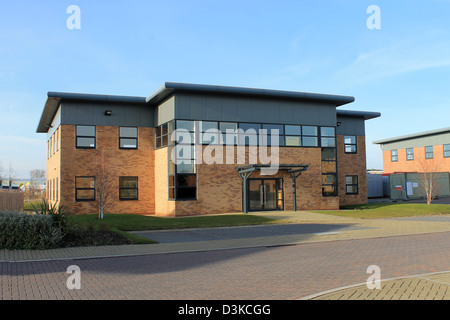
[174,93,337,126]
[381,132,450,151]
[336,116,365,136]
[61,102,154,127]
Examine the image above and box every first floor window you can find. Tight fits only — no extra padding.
[75,176,95,201]
[391,149,398,162]
[345,175,359,195]
[425,146,434,159]
[119,177,138,200]
[322,173,337,196]
[444,144,450,158]
[344,136,357,154]
[76,125,96,148]
[406,148,414,161]
[119,127,138,149]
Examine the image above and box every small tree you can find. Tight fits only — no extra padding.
[27,169,46,201]
[93,149,115,219]
[417,158,441,204]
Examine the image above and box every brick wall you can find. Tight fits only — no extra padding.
[58,125,155,215]
[52,127,368,216]
[383,145,450,174]
[337,135,368,206]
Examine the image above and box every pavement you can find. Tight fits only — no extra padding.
[1,206,450,300]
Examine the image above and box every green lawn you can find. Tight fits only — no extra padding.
[315,203,450,219]
[69,213,275,232]
[66,213,276,245]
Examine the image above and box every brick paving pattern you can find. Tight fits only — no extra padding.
[1,231,449,300]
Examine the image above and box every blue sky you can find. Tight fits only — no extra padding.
[1,0,450,177]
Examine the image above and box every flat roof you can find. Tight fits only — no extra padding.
[373,127,450,145]
[145,82,355,106]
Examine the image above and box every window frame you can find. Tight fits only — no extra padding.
[344,135,357,154]
[76,125,96,149]
[444,144,450,158]
[391,149,398,162]
[406,148,414,161]
[119,176,139,201]
[75,176,96,201]
[119,127,138,150]
[425,146,434,159]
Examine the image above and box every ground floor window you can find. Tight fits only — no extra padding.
[119,177,138,200]
[75,176,95,201]
[345,175,359,195]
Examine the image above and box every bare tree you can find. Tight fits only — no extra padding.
[93,149,115,219]
[27,169,46,201]
[417,158,441,204]
[0,161,4,181]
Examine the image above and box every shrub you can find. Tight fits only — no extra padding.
[30,200,72,233]
[0,211,64,250]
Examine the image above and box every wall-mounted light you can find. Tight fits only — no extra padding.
[337,122,342,127]
[105,110,112,116]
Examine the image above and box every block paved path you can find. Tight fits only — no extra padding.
[1,231,449,300]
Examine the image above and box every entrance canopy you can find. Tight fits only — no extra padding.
[237,164,309,213]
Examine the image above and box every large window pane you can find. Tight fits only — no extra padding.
[119,177,138,200]
[302,136,318,147]
[321,137,336,147]
[262,124,284,135]
[302,126,317,136]
[176,120,195,132]
[177,174,196,187]
[285,136,301,146]
[119,127,138,138]
[321,127,335,137]
[120,138,137,149]
[77,137,95,148]
[77,125,95,136]
[285,125,300,136]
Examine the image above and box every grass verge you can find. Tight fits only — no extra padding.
[314,203,450,219]
[68,213,276,245]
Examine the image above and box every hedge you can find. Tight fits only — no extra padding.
[0,211,64,250]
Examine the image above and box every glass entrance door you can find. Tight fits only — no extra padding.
[248,179,283,211]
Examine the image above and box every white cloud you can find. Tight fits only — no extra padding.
[331,38,450,87]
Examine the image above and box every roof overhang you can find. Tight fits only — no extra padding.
[373,127,450,145]
[146,82,355,107]
[36,92,146,133]
[337,110,381,120]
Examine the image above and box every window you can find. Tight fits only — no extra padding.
[406,148,414,161]
[345,176,359,195]
[171,120,197,200]
[344,136,357,154]
[391,149,398,162]
[321,148,337,196]
[238,123,261,146]
[155,121,174,148]
[320,127,336,147]
[444,144,450,158]
[322,174,337,196]
[119,177,138,200]
[220,122,238,145]
[302,126,318,147]
[425,146,433,159]
[285,125,301,146]
[200,121,219,145]
[76,125,96,148]
[119,127,138,149]
[262,124,284,146]
[75,177,95,201]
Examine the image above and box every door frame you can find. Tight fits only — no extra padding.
[246,178,284,212]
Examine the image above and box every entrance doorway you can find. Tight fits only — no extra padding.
[248,178,283,211]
